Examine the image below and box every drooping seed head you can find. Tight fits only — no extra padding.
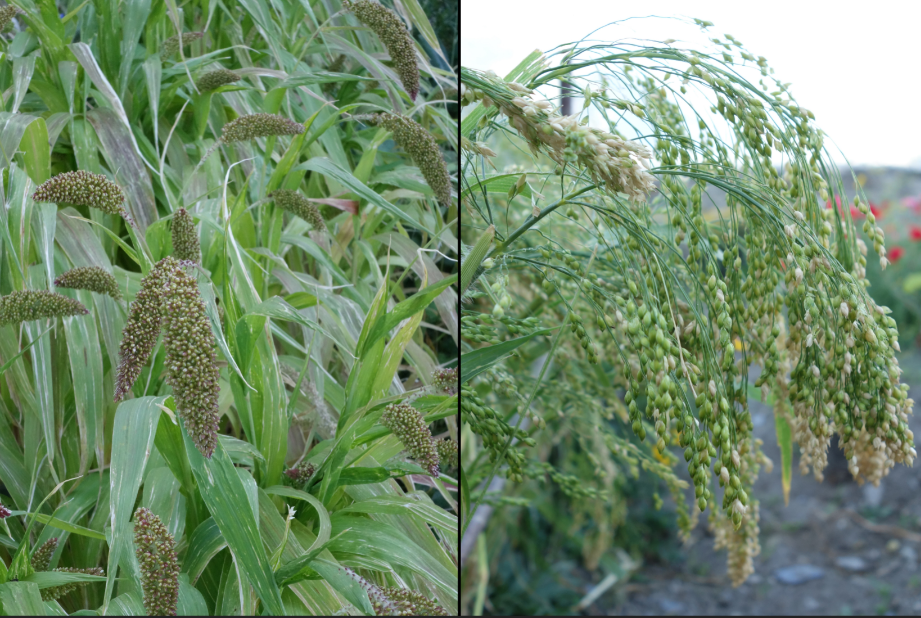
[54,266,121,301]
[159,261,221,458]
[435,438,458,470]
[370,113,451,207]
[375,586,450,616]
[40,567,105,602]
[31,538,59,572]
[33,171,127,218]
[0,6,20,31]
[170,208,201,263]
[0,290,88,326]
[380,402,439,477]
[161,31,203,58]
[269,190,325,231]
[432,368,457,396]
[133,507,179,616]
[221,113,304,143]
[284,461,316,486]
[114,261,171,401]
[196,68,241,92]
[345,0,419,101]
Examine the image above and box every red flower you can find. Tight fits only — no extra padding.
[869,202,882,218]
[849,206,864,220]
[911,226,921,242]
[889,246,905,263]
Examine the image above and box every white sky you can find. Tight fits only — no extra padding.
[461,0,921,169]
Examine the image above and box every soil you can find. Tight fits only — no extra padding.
[609,353,921,616]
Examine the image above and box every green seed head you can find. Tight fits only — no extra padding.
[221,113,304,143]
[0,290,88,326]
[171,208,201,263]
[114,263,170,401]
[0,6,21,31]
[370,113,451,207]
[345,0,419,101]
[284,461,316,485]
[33,171,127,218]
[268,190,325,231]
[435,438,458,470]
[54,266,121,300]
[196,68,241,92]
[31,538,59,572]
[380,402,439,477]
[133,507,179,616]
[161,31,203,57]
[159,260,221,458]
[40,567,104,602]
[375,586,450,616]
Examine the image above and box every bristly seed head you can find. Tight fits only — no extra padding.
[196,68,241,92]
[133,507,179,616]
[369,113,451,208]
[268,190,325,231]
[380,402,440,477]
[220,113,304,143]
[0,290,88,326]
[171,208,202,263]
[344,0,419,101]
[54,266,122,301]
[432,367,458,395]
[32,170,127,219]
[31,538,59,572]
[161,31,203,57]
[435,438,458,470]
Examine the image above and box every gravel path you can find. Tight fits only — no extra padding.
[611,357,921,616]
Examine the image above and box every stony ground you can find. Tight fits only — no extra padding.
[609,355,921,616]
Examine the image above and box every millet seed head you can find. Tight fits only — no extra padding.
[220,113,304,143]
[133,507,179,616]
[40,567,104,602]
[0,503,9,519]
[374,586,450,616]
[284,461,316,486]
[170,208,202,263]
[380,402,440,477]
[269,190,325,231]
[432,367,457,395]
[0,290,88,326]
[435,438,458,470]
[196,68,241,92]
[370,113,451,207]
[0,6,21,31]
[344,0,419,101]
[32,170,127,218]
[31,538,59,572]
[161,31,203,58]
[54,266,121,301]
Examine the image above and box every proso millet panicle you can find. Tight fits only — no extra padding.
[133,508,180,616]
[344,0,419,101]
[170,208,202,263]
[269,190,325,231]
[380,402,440,477]
[54,266,122,301]
[221,113,304,143]
[32,171,127,218]
[0,290,88,326]
[196,68,241,92]
[371,113,452,208]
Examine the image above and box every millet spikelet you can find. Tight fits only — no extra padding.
[221,113,304,143]
[31,538,59,572]
[161,31,203,57]
[133,508,180,616]
[269,190,325,231]
[432,367,457,395]
[344,1,419,101]
[171,208,201,263]
[371,113,451,207]
[196,68,241,92]
[435,438,458,470]
[32,171,127,218]
[380,402,439,477]
[114,263,170,402]
[0,290,88,326]
[54,266,122,301]
[160,261,221,458]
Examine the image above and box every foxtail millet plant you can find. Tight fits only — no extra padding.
[221,113,305,143]
[30,538,58,572]
[0,290,88,326]
[370,113,452,208]
[196,68,241,91]
[344,0,420,101]
[380,402,440,477]
[54,266,122,300]
[269,190,325,231]
[339,566,449,616]
[133,507,180,616]
[160,31,203,57]
[170,208,202,263]
[32,170,128,219]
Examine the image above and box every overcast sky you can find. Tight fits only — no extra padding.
[461,0,921,170]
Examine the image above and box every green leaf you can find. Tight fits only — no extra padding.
[7,512,105,541]
[904,273,921,293]
[181,518,225,584]
[0,582,46,615]
[460,328,556,385]
[181,418,285,615]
